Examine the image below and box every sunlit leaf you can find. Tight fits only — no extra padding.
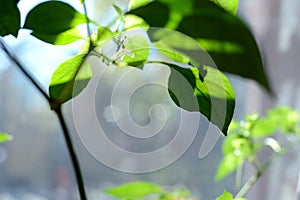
[152,40,190,64]
[216,190,234,200]
[113,4,124,17]
[104,182,164,199]
[215,153,239,181]
[0,132,12,143]
[210,0,239,15]
[49,54,92,106]
[215,190,246,200]
[31,27,84,45]
[168,64,235,135]
[129,0,271,93]
[0,0,20,37]
[129,0,152,10]
[267,106,300,133]
[124,14,149,30]
[251,117,278,138]
[24,1,93,37]
[123,35,149,66]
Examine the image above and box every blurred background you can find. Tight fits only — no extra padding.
[1,0,300,199]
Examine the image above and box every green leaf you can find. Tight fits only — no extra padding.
[215,153,239,181]
[0,132,12,143]
[128,1,170,27]
[251,117,278,138]
[80,0,85,3]
[0,0,20,37]
[210,0,239,15]
[49,54,92,106]
[216,133,251,180]
[124,14,149,30]
[216,190,234,200]
[31,27,84,45]
[267,106,300,133]
[24,1,90,36]
[113,4,124,17]
[129,0,152,10]
[216,190,246,200]
[123,35,150,66]
[168,65,235,135]
[129,0,271,93]
[152,40,190,64]
[104,182,164,199]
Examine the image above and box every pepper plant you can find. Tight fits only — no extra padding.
[0,0,271,199]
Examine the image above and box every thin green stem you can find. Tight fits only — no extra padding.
[55,106,87,200]
[235,141,300,198]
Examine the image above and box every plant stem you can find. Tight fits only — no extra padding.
[0,38,50,102]
[0,38,87,200]
[55,106,87,200]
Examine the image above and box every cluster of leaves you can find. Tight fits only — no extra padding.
[0,0,270,136]
[103,181,244,200]
[215,106,300,198]
[104,106,300,200]
[104,181,195,200]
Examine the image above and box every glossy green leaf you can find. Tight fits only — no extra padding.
[152,40,190,64]
[168,64,235,135]
[0,132,12,143]
[210,0,239,15]
[128,0,271,92]
[104,182,163,199]
[123,35,150,66]
[49,54,92,106]
[0,0,20,37]
[24,1,90,35]
[31,27,84,45]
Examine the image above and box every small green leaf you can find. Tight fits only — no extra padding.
[124,14,149,30]
[0,0,20,37]
[31,27,84,45]
[49,54,92,106]
[215,153,239,181]
[104,182,164,199]
[216,190,233,200]
[80,0,85,3]
[251,117,278,138]
[123,35,150,66]
[113,4,124,17]
[210,0,239,15]
[24,1,91,36]
[129,0,152,10]
[0,132,12,143]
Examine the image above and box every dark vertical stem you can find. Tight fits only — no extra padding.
[55,106,87,200]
